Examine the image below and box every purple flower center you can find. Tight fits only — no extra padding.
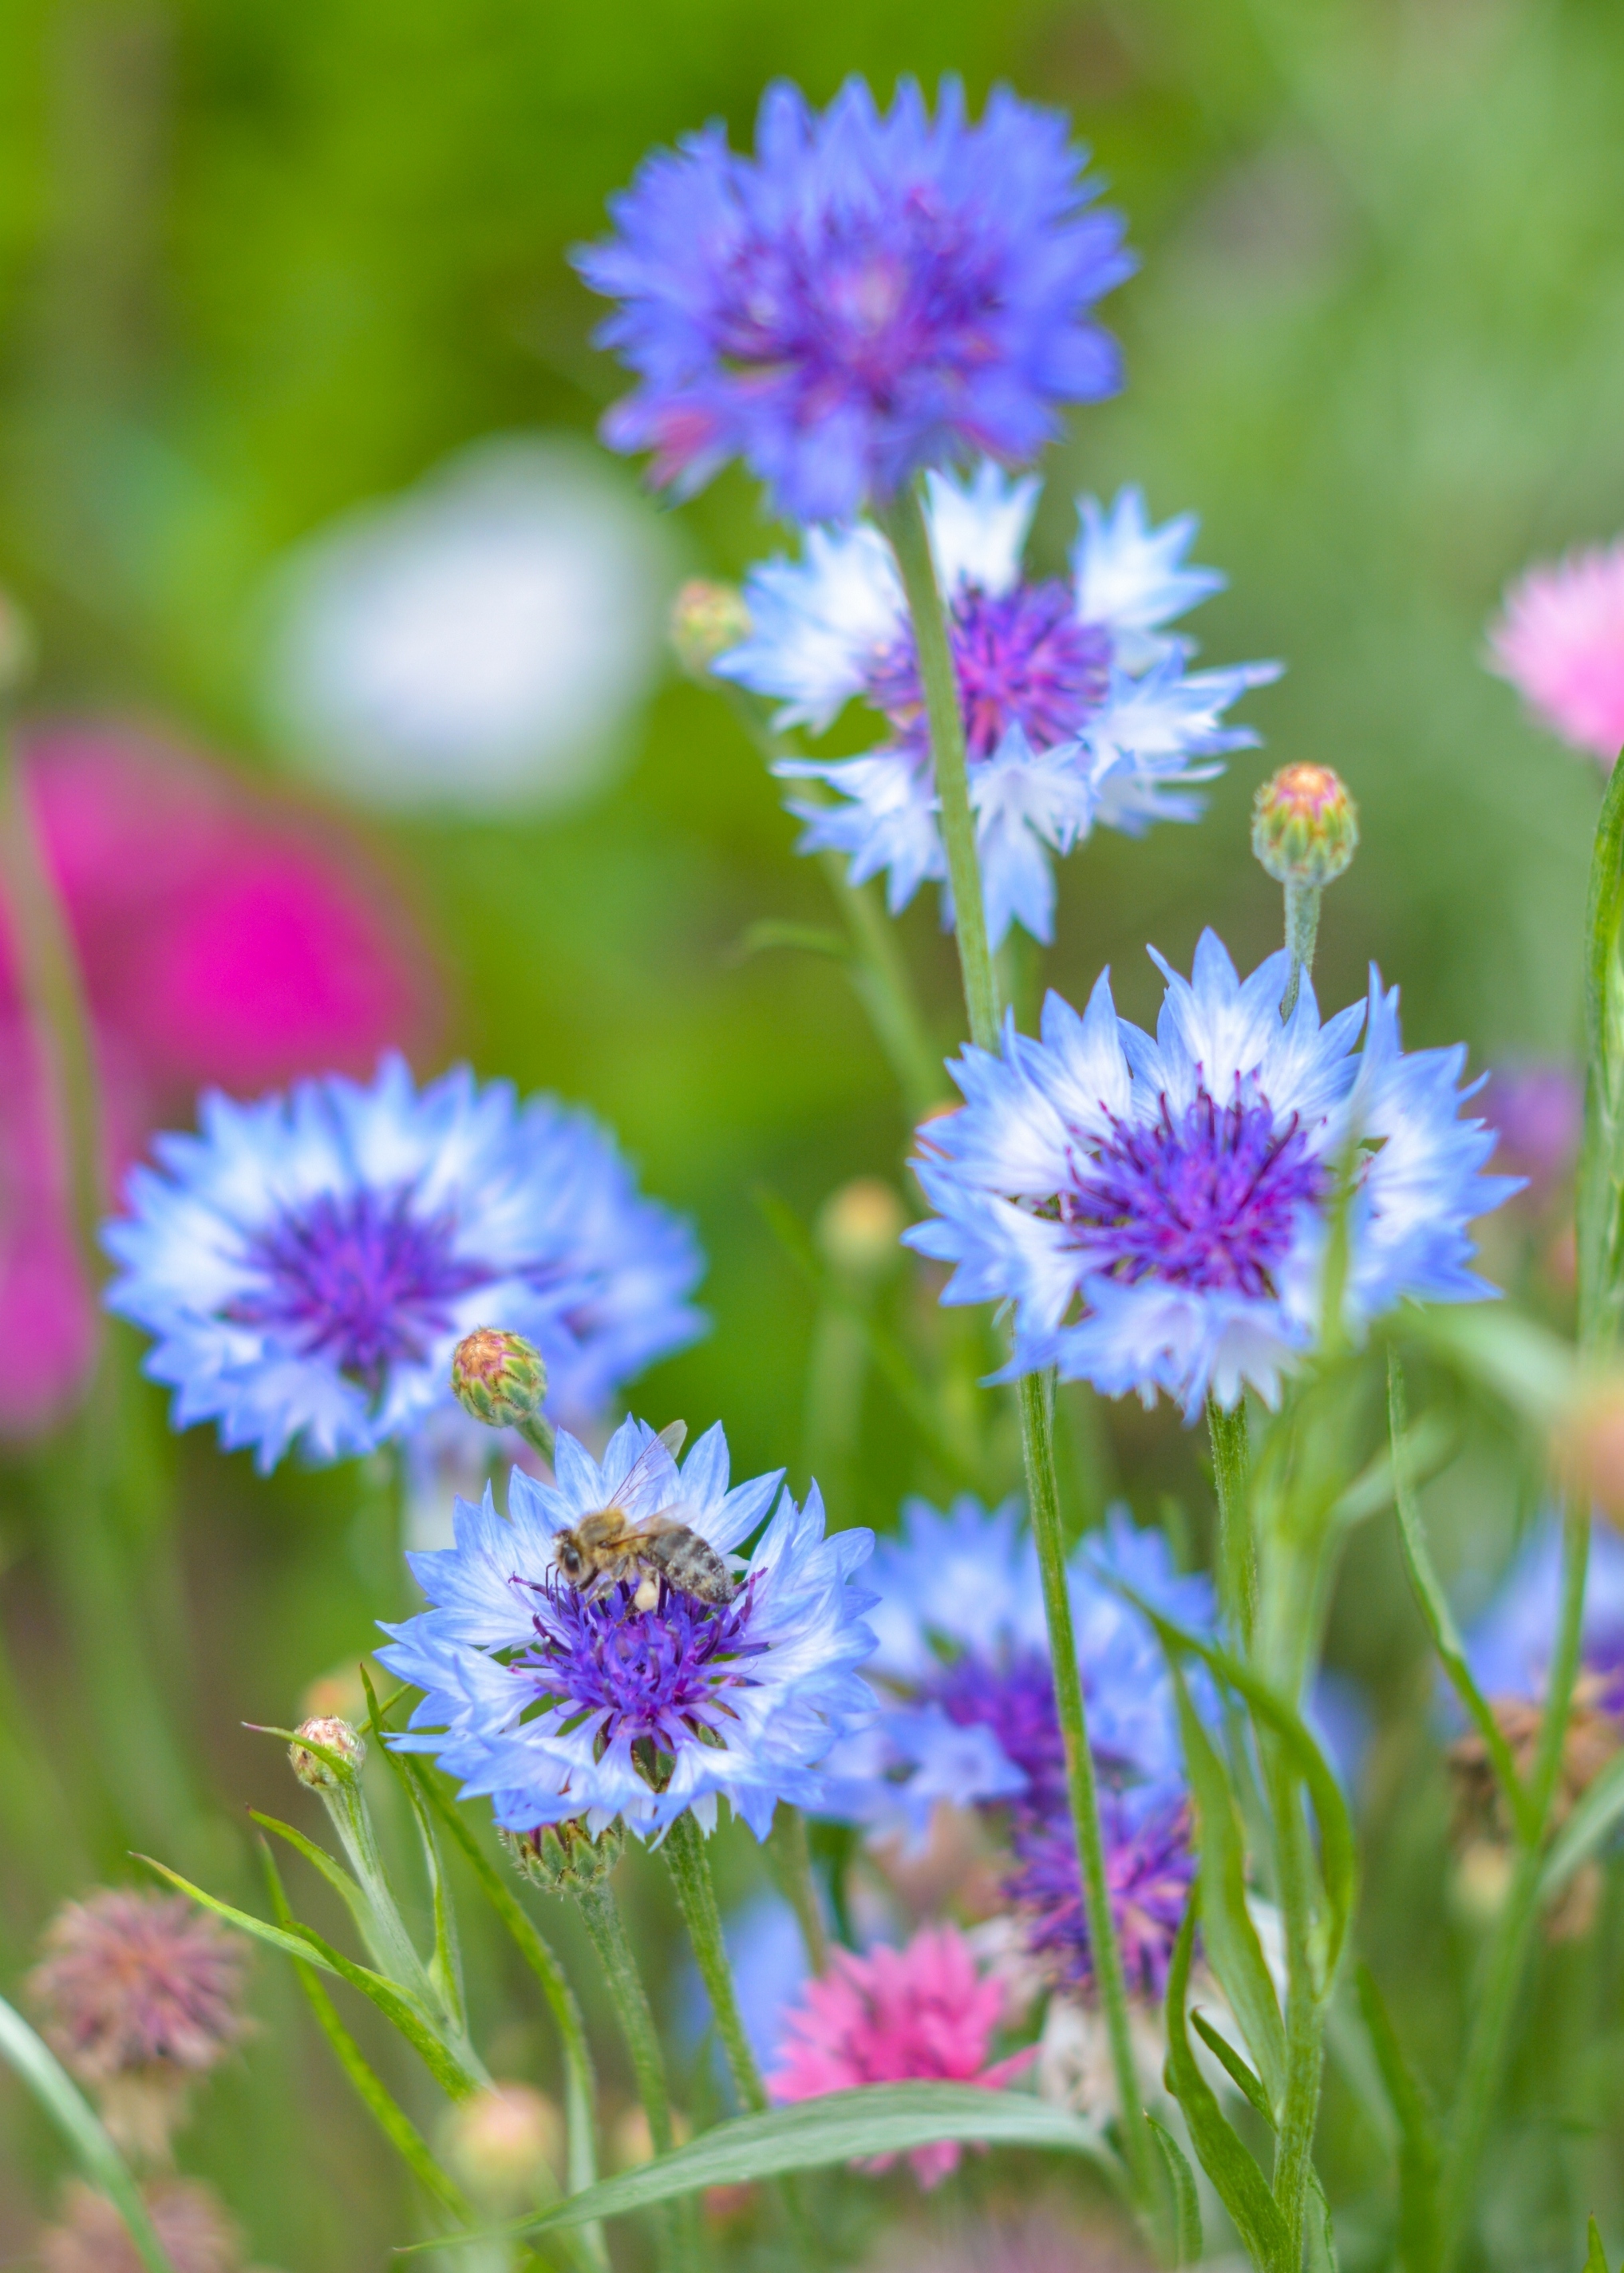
[923,1646,1145,1820]
[1008,1795,1195,1998]
[232,1188,487,1388]
[867,581,1110,762]
[1063,1088,1326,1298]
[515,1578,765,1761]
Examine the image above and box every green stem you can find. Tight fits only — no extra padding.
[662,1811,768,2113]
[0,702,105,1286]
[1279,880,1322,1022]
[1207,1394,1257,1652]
[766,1803,830,1975]
[1268,1743,1326,2263]
[875,481,1001,1052]
[1017,1370,1159,2215]
[575,1880,693,2273]
[1438,1501,1589,2271]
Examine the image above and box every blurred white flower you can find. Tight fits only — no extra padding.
[261,435,676,812]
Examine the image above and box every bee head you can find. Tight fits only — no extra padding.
[555,1535,587,1582]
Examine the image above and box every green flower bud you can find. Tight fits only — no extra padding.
[669,579,751,681]
[816,1176,906,1284]
[452,1327,548,1433]
[1251,763,1358,887]
[288,1715,366,1789]
[500,1819,624,1895]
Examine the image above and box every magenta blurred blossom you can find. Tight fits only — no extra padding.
[0,720,439,1433]
[768,1923,1035,2188]
[1488,541,1624,764]
[1480,1061,1582,1205]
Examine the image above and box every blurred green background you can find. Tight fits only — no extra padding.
[2,0,1623,2263]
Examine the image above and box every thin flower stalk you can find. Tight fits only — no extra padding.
[766,1805,830,1977]
[662,1812,769,2114]
[880,469,1158,2217]
[575,1879,696,2273]
[1207,1393,1256,1650]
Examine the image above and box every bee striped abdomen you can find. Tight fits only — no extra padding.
[642,1526,736,1606]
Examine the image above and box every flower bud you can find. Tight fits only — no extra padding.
[1251,763,1358,887]
[816,1176,907,1283]
[452,1327,548,1433]
[443,2082,562,2208]
[500,1818,624,1895]
[0,591,37,698]
[669,579,751,680]
[288,1715,366,1789]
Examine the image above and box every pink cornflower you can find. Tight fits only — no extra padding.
[767,1924,1035,2188]
[39,2180,241,2273]
[0,718,438,1433]
[1488,541,1624,765]
[28,1888,251,2160]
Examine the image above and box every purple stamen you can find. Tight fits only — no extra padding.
[867,581,1110,761]
[514,1576,765,1761]
[231,1186,487,1389]
[1065,1087,1326,1297]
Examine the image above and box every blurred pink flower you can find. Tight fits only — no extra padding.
[0,719,441,1434]
[1488,542,1624,764]
[767,1924,1035,2188]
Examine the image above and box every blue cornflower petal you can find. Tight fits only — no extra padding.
[102,1056,704,1471]
[905,934,1518,1417]
[578,77,1132,523]
[381,1425,877,1843]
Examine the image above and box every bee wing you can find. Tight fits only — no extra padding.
[603,1421,688,1516]
[624,1499,700,1540]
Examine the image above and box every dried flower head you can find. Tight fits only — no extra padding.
[28,1888,251,2152]
[39,2179,240,2273]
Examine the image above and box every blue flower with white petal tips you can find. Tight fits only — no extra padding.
[819,1495,1211,1848]
[1464,1516,1624,1707]
[905,933,1520,1417]
[380,1417,879,1841]
[716,461,1278,947]
[102,1056,703,1471]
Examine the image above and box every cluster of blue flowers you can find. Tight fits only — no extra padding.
[820,1495,1207,1994]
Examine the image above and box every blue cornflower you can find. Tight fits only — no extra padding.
[906,931,1520,1418]
[379,1417,878,1840]
[575,78,1132,525]
[717,464,1278,946]
[102,1056,703,1470]
[820,1495,1210,1848]
[1008,1787,1195,1999]
[1464,1516,1624,1708]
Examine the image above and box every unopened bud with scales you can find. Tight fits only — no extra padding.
[451,1326,555,1460]
[1251,762,1359,1018]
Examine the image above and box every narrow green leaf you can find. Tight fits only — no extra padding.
[260,1845,472,2223]
[1329,1411,1454,1532]
[1147,2114,1203,2267]
[242,1721,362,1786]
[134,1856,479,2101]
[1586,2215,1612,2273]
[248,1811,374,1940]
[1162,1903,1290,2273]
[1191,2010,1274,2128]
[1580,752,1624,1354]
[1355,1965,1440,2273]
[360,1666,468,2038]
[402,2084,1115,2251]
[1173,1668,1285,2111]
[1542,1749,1624,1903]
[1388,1355,1534,1840]
[1112,1583,1357,1990]
[739,919,850,962]
[396,1752,604,2217]
[1308,2172,1341,2273]
[0,1994,177,2273]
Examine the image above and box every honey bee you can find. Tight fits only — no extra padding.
[550,1421,738,1608]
